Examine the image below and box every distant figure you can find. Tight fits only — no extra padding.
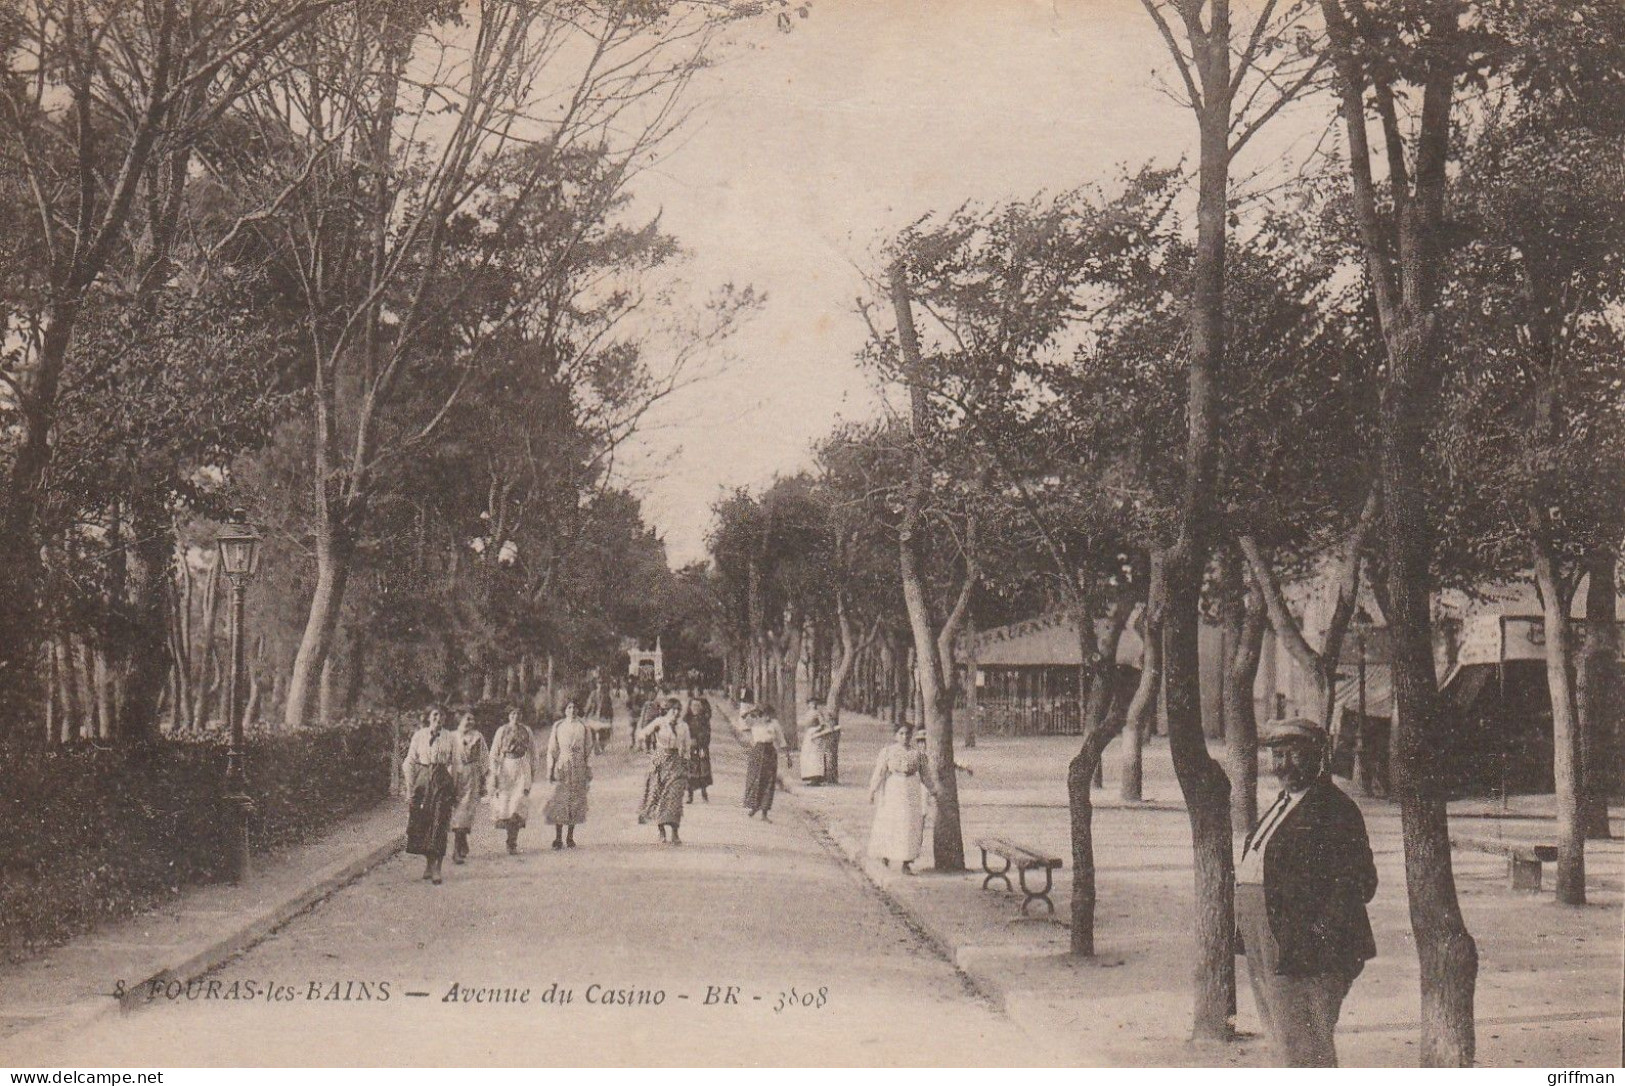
[1236,717,1377,1067]
[488,707,536,855]
[591,676,615,754]
[685,696,713,803]
[741,704,790,821]
[633,691,663,753]
[798,698,840,786]
[637,698,690,844]
[544,700,592,850]
[403,706,457,885]
[868,724,938,874]
[448,709,488,865]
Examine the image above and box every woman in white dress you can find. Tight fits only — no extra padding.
[448,709,489,864]
[488,707,536,854]
[867,724,938,873]
[798,698,839,786]
[543,700,593,849]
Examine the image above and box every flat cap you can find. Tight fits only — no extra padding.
[1260,716,1329,747]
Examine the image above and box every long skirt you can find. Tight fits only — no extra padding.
[449,764,481,831]
[743,742,778,813]
[868,772,926,863]
[686,744,713,790]
[544,759,591,825]
[406,765,455,858]
[490,755,533,828]
[639,750,687,826]
[799,732,826,783]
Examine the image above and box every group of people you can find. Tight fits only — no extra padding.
[402,682,1379,1068]
[403,701,597,883]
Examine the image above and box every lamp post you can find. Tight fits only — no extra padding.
[217,510,262,883]
[1351,605,1373,796]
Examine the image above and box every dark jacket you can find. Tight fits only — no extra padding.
[1238,777,1378,978]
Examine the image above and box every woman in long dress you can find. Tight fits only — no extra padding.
[488,707,536,855]
[867,724,939,874]
[637,698,690,844]
[741,705,790,821]
[404,706,457,884]
[448,710,489,864]
[543,700,592,849]
[798,699,840,786]
[684,696,713,803]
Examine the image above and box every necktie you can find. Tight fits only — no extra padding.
[1248,791,1291,856]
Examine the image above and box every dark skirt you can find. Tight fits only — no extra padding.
[686,744,713,790]
[405,765,455,858]
[743,742,777,813]
[639,750,687,826]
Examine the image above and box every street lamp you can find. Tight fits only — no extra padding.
[1351,605,1373,795]
[217,510,261,883]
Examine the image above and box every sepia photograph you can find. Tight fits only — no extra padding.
[0,0,1622,1071]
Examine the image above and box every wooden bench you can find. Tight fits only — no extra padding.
[1451,836,1559,891]
[976,837,1063,916]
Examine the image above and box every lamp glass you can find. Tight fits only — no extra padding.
[218,532,261,577]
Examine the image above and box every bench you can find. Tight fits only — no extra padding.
[1451,836,1559,891]
[976,837,1063,916]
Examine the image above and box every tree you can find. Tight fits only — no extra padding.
[1316,0,1625,1062]
[1137,0,1326,1038]
[0,0,343,727]
[210,0,733,727]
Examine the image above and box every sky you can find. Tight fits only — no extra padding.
[618,0,1331,566]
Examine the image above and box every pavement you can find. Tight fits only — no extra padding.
[2,696,1619,1068]
[749,702,1625,1068]
[1,699,1037,1067]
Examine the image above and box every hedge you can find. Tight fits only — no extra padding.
[0,716,395,962]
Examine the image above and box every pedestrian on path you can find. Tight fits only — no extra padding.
[867,724,938,874]
[798,698,840,786]
[488,706,536,854]
[684,695,713,803]
[591,675,614,755]
[449,709,489,864]
[1235,716,1377,1068]
[741,703,790,821]
[544,699,593,849]
[404,706,457,884]
[637,698,691,844]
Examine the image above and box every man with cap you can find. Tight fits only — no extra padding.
[1235,716,1377,1067]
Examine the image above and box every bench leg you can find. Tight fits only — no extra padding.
[981,849,1013,892]
[1018,864,1055,916]
[1510,857,1543,892]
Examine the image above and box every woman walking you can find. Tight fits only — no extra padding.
[544,700,593,849]
[798,698,840,787]
[685,696,713,803]
[404,706,457,884]
[637,698,691,844]
[449,709,489,864]
[867,724,939,874]
[488,707,536,855]
[741,704,790,821]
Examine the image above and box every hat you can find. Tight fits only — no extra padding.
[1260,716,1328,747]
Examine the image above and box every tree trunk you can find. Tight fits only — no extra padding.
[1121,562,1165,801]
[192,556,222,728]
[892,263,967,873]
[285,514,354,728]
[1532,537,1585,904]
[1068,593,1137,956]
[1322,3,1479,1054]
[1579,548,1618,839]
[118,501,173,745]
[1222,552,1267,835]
